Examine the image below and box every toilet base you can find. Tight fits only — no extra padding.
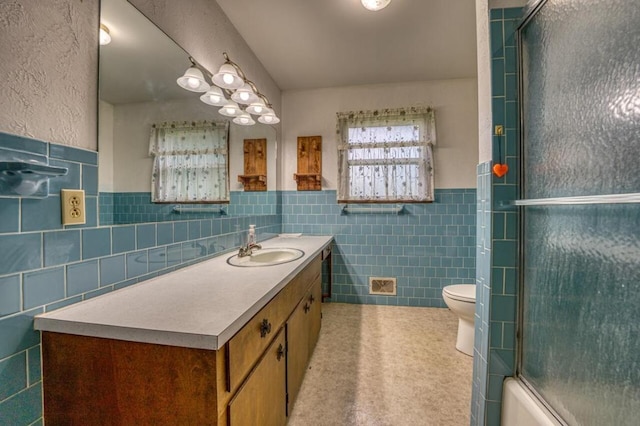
[455,317,474,356]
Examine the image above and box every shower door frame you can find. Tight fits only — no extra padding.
[515,1,570,424]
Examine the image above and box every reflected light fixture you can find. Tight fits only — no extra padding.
[246,98,267,115]
[177,65,210,92]
[200,86,226,106]
[177,53,280,126]
[233,112,256,126]
[219,100,241,117]
[231,82,259,104]
[258,109,280,125]
[99,24,111,45]
[361,0,391,11]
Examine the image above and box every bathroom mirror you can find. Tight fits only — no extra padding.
[98,0,277,225]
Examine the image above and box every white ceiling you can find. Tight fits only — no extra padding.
[216,0,478,91]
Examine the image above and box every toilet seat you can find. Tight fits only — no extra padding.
[443,284,475,303]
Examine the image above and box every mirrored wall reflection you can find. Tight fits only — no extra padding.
[98,0,277,225]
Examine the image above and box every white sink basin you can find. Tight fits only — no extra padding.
[227,248,305,267]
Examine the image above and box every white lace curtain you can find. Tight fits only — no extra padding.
[149,120,229,203]
[336,107,436,202]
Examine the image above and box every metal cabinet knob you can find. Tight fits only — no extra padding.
[260,318,272,338]
[276,344,285,361]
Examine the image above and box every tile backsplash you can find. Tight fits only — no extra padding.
[281,189,476,307]
[99,191,278,225]
[0,132,281,424]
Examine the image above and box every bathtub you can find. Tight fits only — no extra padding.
[502,378,563,426]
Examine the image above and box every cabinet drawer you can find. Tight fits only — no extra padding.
[227,255,321,391]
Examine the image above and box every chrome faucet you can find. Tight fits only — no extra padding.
[238,242,262,257]
[238,224,261,257]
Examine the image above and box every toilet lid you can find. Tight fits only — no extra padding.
[443,284,476,303]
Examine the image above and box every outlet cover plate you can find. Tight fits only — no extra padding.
[61,189,86,225]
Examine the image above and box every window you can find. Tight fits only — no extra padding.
[149,120,229,203]
[336,107,436,203]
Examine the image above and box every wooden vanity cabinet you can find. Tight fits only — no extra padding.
[41,254,323,426]
[286,274,322,414]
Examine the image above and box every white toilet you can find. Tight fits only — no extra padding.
[442,284,476,356]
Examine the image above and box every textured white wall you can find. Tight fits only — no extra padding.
[489,0,527,8]
[281,79,479,191]
[107,97,276,193]
[477,0,493,163]
[0,0,98,149]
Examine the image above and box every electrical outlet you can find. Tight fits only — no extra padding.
[61,189,86,225]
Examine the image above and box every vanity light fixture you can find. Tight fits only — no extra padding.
[219,100,241,117]
[233,112,256,126]
[99,24,112,45]
[258,109,280,125]
[361,0,391,11]
[245,98,267,115]
[177,53,280,125]
[176,65,211,92]
[200,86,226,106]
[212,62,244,90]
[231,82,260,104]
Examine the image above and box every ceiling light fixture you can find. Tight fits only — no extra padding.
[177,53,280,126]
[361,0,391,11]
[99,24,111,45]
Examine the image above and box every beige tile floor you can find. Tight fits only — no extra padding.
[288,303,473,426]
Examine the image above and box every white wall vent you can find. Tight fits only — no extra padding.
[369,277,397,295]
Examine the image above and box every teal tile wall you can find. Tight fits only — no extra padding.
[99,191,278,225]
[471,8,522,426]
[0,132,282,425]
[282,189,476,307]
[472,161,493,426]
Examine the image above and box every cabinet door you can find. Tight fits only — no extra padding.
[228,328,286,426]
[286,296,311,415]
[308,275,322,354]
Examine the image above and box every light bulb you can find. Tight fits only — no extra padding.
[240,116,249,124]
[263,115,273,123]
[226,106,236,115]
[223,73,234,85]
[99,24,111,45]
[239,91,250,101]
[361,0,391,11]
[187,77,200,88]
[209,94,222,103]
[253,105,263,114]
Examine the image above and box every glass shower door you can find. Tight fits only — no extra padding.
[518,0,640,425]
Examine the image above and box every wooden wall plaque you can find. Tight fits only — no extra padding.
[293,135,322,191]
[238,138,267,191]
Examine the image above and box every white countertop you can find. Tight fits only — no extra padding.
[34,235,332,350]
